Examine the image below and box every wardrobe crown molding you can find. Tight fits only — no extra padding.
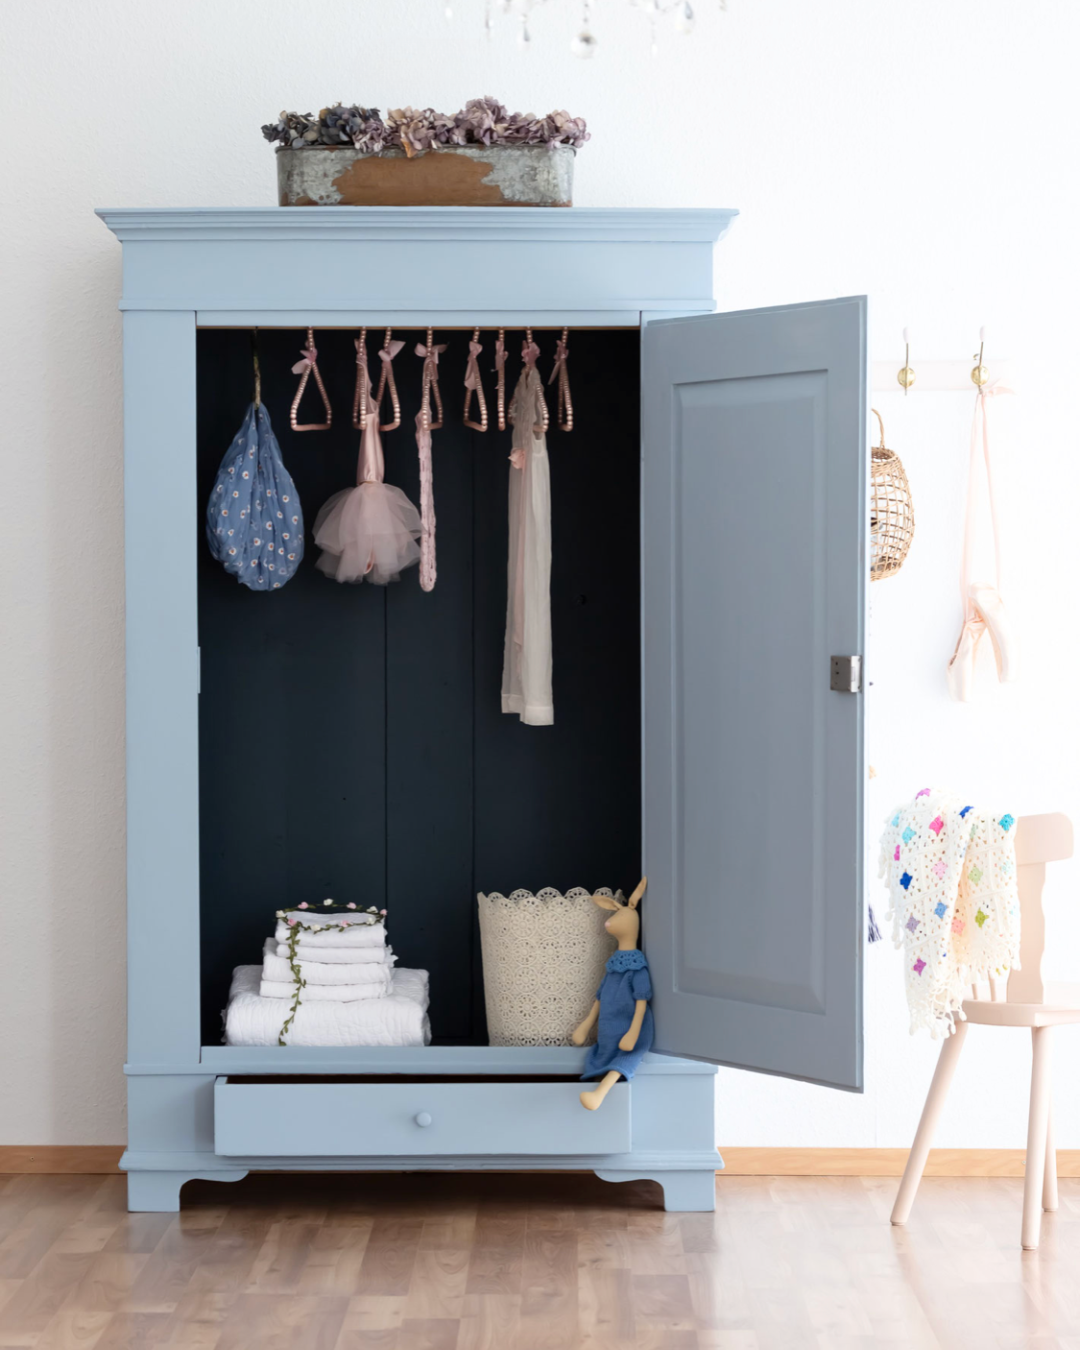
[95,205,739,245]
[95,206,737,315]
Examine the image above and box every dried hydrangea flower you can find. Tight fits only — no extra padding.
[264,99,588,154]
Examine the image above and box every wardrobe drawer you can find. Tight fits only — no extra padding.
[213,1077,631,1157]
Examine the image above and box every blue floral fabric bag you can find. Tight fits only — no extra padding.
[206,403,304,591]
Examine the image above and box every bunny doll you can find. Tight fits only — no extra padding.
[572,877,652,1110]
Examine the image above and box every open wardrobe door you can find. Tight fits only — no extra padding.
[642,296,867,1090]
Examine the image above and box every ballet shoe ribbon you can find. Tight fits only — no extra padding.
[948,379,1016,700]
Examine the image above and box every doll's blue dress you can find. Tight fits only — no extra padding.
[582,949,654,1081]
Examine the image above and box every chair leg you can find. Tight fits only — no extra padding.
[1022,1026,1053,1250]
[891,1020,969,1226]
[1043,1085,1058,1214]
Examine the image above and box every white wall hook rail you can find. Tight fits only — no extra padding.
[871,359,1013,393]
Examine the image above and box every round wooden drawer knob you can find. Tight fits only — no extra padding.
[414,1111,433,1128]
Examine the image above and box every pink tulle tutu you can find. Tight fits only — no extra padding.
[314,482,421,586]
[314,335,422,586]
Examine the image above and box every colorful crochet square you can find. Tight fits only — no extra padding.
[894,845,901,861]
[969,866,983,885]
[916,789,931,798]
[999,814,1015,832]
[951,918,964,934]
[913,958,926,975]
[902,827,915,844]
[975,909,988,927]
[959,805,973,818]
[900,872,913,890]
[934,902,947,918]
[929,816,944,835]
[932,860,947,878]
[891,814,900,827]
[906,915,920,932]
[1002,859,1014,874]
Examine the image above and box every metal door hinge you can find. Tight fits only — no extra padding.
[830,655,862,693]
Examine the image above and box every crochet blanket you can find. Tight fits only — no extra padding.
[879,787,1020,1037]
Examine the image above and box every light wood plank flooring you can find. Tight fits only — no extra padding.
[1,1170,1079,1349]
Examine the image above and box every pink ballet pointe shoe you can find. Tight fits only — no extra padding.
[970,583,1017,683]
[947,617,984,703]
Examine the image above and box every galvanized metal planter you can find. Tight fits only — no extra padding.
[276,144,575,208]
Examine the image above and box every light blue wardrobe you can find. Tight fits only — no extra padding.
[97,207,867,1213]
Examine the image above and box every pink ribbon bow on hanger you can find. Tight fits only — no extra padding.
[946,379,1017,702]
[493,335,507,373]
[380,339,406,365]
[547,336,568,385]
[415,340,447,365]
[465,339,483,391]
[291,344,318,375]
[521,339,540,369]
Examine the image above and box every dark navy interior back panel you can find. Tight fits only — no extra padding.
[196,328,641,1044]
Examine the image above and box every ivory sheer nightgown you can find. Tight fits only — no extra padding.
[501,349,553,725]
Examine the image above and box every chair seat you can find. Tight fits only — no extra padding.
[963,982,1080,1027]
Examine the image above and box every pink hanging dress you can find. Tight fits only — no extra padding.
[314,343,422,586]
[501,341,553,725]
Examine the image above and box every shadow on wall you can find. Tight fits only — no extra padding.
[40,242,127,1142]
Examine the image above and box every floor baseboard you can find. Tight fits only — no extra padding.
[3,1146,1076,1178]
[0,1146,124,1173]
[719,1147,1080,1177]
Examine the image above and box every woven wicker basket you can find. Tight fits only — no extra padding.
[477,887,618,1046]
[870,410,915,581]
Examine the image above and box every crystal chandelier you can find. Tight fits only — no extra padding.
[442,0,724,56]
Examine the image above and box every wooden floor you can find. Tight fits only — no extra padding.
[1,1172,1079,1350]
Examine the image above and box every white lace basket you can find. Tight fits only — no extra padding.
[477,887,620,1047]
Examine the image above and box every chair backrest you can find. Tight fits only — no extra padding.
[1004,813,1074,1004]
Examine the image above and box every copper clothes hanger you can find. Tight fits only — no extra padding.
[464,327,488,432]
[495,327,507,432]
[353,327,369,430]
[417,327,446,430]
[374,328,404,431]
[548,326,573,432]
[523,328,550,437]
[290,326,332,431]
[251,329,262,410]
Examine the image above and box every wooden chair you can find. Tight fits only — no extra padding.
[890,812,1077,1250]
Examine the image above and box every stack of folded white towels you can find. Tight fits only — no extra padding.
[224,903,430,1047]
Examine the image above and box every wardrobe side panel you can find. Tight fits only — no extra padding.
[124,309,202,1064]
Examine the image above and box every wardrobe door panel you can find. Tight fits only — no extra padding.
[642,296,867,1090]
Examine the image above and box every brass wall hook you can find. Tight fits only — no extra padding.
[971,326,990,387]
[897,327,915,394]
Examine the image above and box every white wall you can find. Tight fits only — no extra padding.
[2,0,1079,1146]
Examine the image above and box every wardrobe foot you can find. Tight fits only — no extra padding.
[125,1168,248,1213]
[594,1168,717,1212]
